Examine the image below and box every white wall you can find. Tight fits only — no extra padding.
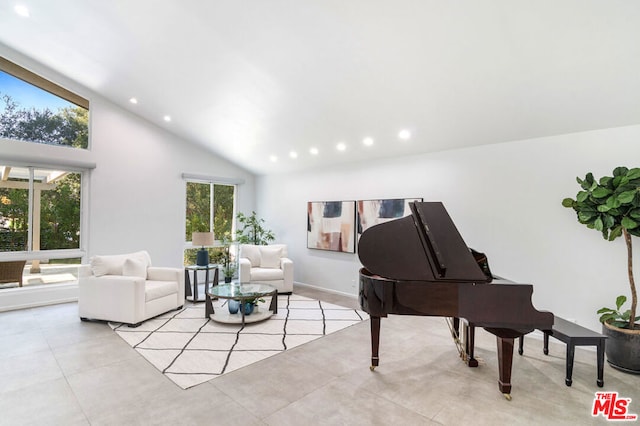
[257,124,640,331]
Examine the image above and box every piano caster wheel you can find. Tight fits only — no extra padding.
[565,379,572,387]
[503,393,512,401]
[369,365,376,371]
[597,379,604,388]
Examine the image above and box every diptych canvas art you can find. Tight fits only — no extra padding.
[307,198,422,253]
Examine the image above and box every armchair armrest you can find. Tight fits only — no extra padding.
[239,258,251,282]
[78,264,92,278]
[78,275,146,323]
[281,257,293,284]
[147,266,185,303]
[147,266,181,282]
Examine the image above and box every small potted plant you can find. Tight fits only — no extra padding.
[222,263,236,283]
[562,166,640,372]
[220,239,237,283]
[241,296,265,315]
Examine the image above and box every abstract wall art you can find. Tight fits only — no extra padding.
[356,198,423,239]
[307,201,356,253]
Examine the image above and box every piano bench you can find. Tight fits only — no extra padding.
[518,316,607,388]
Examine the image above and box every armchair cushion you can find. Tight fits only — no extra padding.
[251,267,284,281]
[241,244,262,267]
[90,250,151,277]
[260,245,283,268]
[123,258,147,278]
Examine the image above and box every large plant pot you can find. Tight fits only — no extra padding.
[602,321,640,374]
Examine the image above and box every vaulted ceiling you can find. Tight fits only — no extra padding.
[1,1,639,175]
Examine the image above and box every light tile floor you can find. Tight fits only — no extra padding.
[0,284,638,425]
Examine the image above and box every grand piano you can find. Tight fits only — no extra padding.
[358,201,552,400]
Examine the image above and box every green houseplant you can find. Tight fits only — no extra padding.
[562,166,640,372]
[219,238,237,283]
[236,211,275,245]
[222,262,236,283]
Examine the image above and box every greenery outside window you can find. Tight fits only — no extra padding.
[0,57,89,149]
[0,165,84,286]
[184,181,236,265]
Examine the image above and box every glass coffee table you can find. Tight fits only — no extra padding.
[205,282,277,325]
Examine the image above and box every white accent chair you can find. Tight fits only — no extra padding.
[78,250,185,327]
[238,244,293,293]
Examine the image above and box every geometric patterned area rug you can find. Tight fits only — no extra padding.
[110,294,368,389]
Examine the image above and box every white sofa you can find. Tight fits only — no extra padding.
[78,250,185,327]
[238,244,293,293]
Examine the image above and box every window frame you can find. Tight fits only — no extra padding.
[0,162,88,262]
[0,56,89,109]
[184,178,238,248]
[0,56,90,150]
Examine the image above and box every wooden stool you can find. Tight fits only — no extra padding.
[519,316,606,387]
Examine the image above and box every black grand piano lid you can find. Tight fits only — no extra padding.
[358,201,489,283]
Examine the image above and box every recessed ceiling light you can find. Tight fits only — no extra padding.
[398,129,411,140]
[14,5,29,17]
[129,97,138,104]
[309,147,319,155]
[363,137,374,146]
[336,142,347,151]
[289,151,298,159]
[270,155,278,162]
[163,115,171,122]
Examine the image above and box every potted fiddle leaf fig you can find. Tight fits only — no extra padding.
[562,166,640,372]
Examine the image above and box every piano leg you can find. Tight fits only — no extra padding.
[370,316,380,371]
[496,337,514,401]
[464,323,479,367]
[453,317,460,337]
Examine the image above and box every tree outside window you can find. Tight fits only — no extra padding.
[184,182,235,265]
[1,69,88,149]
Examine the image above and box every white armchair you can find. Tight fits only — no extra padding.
[78,250,185,327]
[238,244,293,293]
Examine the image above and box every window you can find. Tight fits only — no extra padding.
[184,181,236,265]
[0,165,84,287]
[0,57,89,149]
[0,166,82,252]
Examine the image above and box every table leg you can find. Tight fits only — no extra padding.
[204,268,210,296]
[268,290,278,314]
[205,292,215,318]
[184,269,192,298]
[193,269,199,302]
[565,343,575,386]
[211,267,219,297]
[597,338,605,387]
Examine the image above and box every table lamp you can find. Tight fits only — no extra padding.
[192,232,214,266]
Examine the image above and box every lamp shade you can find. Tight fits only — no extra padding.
[192,232,214,247]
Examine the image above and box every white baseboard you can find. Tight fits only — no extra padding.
[0,282,78,312]
[293,281,358,299]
